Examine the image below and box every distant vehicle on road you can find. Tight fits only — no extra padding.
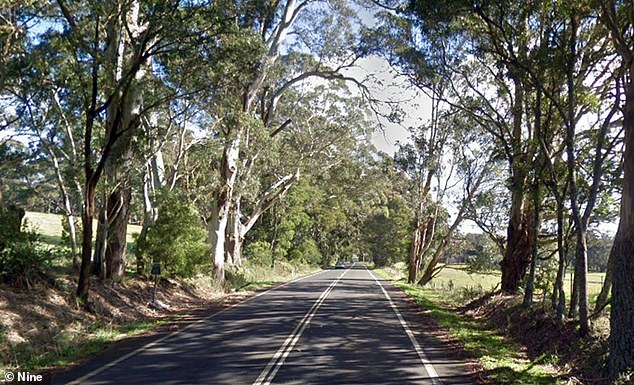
[351,256,359,263]
[335,260,345,269]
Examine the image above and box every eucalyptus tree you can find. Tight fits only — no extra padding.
[0,0,32,97]
[595,0,634,379]
[8,29,88,267]
[394,83,446,284]
[232,79,376,267]
[48,0,167,298]
[205,0,365,284]
[237,82,384,269]
[35,0,239,301]
[363,0,536,291]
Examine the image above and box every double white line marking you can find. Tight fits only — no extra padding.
[253,268,349,385]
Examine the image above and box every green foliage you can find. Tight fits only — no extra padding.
[287,238,322,265]
[244,241,274,266]
[363,193,412,267]
[137,193,208,277]
[459,234,502,273]
[0,220,53,288]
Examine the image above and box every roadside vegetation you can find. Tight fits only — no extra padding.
[2,0,634,382]
[0,211,318,375]
[379,265,612,384]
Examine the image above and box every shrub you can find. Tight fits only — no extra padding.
[0,222,52,287]
[137,193,209,277]
[288,238,322,265]
[244,241,273,265]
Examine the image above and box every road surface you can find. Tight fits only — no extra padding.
[52,264,473,385]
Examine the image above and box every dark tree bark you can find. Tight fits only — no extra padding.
[501,197,533,292]
[553,195,567,320]
[608,61,634,381]
[500,71,534,293]
[77,182,97,302]
[105,185,131,281]
[523,182,541,306]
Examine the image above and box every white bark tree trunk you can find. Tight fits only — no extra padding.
[209,131,241,284]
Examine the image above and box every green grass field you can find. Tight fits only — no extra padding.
[388,262,606,304]
[24,211,142,247]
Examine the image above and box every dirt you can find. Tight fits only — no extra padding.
[0,274,248,370]
[460,292,611,385]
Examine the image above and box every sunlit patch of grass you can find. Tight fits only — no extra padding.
[24,211,142,248]
[377,269,561,385]
[387,262,606,308]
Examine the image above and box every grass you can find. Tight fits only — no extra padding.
[390,263,607,305]
[2,318,168,374]
[377,268,562,385]
[225,260,319,292]
[23,211,142,248]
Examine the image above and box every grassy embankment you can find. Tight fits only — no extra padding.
[0,212,318,375]
[378,264,608,385]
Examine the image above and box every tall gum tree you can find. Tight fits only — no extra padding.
[372,0,539,292]
[53,0,197,301]
[207,0,364,284]
[597,0,634,379]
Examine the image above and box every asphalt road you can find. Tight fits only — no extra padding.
[52,264,472,385]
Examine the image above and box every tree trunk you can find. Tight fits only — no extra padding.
[77,183,96,302]
[608,65,634,380]
[523,183,540,306]
[67,213,80,269]
[93,205,107,279]
[500,71,532,293]
[564,15,589,335]
[594,242,614,314]
[105,185,131,281]
[136,150,166,275]
[569,270,579,318]
[208,131,241,285]
[553,195,567,320]
[135,164,152,275]
[50,151,80,268]
[225,199,243,267]
[407,226,421,283]
[101,0,146,282]
[500,189,531,293]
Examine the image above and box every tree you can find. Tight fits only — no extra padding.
[597,0,634,379]
[205,0,366,283]
[46,0,219,301]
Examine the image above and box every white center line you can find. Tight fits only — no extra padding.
[367,267,443,385]
[253,267,350,385]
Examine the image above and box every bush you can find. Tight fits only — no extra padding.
[244,241,273,265]
[288,238,322,265]
[0,222,52,287]
[137,193,209,277]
